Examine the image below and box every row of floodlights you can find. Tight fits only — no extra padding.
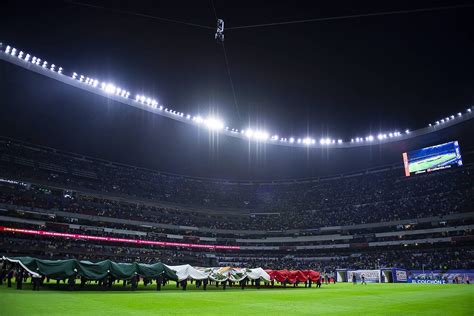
[3,44,472,147]
[429,109,472,127]
[5,45,63,74]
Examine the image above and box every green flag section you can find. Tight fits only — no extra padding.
[3,257,178,281]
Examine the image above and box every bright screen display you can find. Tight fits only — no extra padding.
[402,141,463,176]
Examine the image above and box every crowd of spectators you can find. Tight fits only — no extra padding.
[0,138,472,271]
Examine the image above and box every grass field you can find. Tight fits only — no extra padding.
[0,281,473,315]
[409,152,456,173]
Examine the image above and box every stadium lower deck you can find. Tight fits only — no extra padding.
[0,138,472,271]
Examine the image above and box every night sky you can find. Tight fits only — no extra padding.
[0,0,473,179]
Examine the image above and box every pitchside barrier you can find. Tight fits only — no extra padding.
[408,269,473,284]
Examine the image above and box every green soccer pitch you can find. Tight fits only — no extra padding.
[0,281,473,315]
[409,152,457,173]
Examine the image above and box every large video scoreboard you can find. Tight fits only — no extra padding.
[402,141,463,177]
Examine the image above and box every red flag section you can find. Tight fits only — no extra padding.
[265,269,320,284]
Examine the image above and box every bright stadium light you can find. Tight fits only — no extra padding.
[289,137,295,143]
[254,130,269,141]
[194,116,204,124]
[405,129,410,134]
[105,83,116,94]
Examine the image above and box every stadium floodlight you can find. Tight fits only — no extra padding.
[194,116,204,124]
[297,138,301,144]
[24,54,30,62]
[79,75,84,82]
[204,117,224,130]
[351,139,354,142]
[10,48,16,56]
[368,135,374,141]
[36,58,41,65]
[337,139,342,144]
[289,137,295,143]
[319,138,325,145]
[50,64,55,71]
[428,124,431,127]
[377,134,383,140]
[405,129,410,134]
[42,61,48,68]
[58,67,63,74]
[5,45,11,54]
[105,84,116,94]
[457,112,462,117]
[31,56,37,64]
[245,129,254,138]
[72,72,78,79]
[254,130,269,141]
[468,108,472,113]
[450,115,454,119]
[18,51,24,59]
[93,79,99,87]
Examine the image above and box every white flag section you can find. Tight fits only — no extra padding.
[166,265,209,281]
[166,265,271,282]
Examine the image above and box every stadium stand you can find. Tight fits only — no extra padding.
[0,137,473,273]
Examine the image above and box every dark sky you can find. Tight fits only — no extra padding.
[0,0,473,179]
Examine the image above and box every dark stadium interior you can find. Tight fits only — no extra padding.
[0,0,473,302]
